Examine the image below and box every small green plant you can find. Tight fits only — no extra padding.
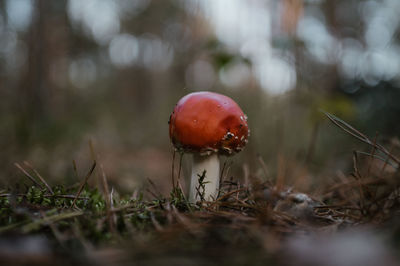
[170,186,188,209]
[195,170,209,202]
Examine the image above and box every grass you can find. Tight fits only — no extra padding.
[1,114,400,265]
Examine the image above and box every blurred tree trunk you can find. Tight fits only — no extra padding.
[323,0,340,93]
[17,0,49,145]
[26,0,48,120]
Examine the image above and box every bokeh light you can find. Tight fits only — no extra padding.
[5,0,33,31]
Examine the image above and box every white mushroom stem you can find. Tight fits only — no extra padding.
[189,153,220,203]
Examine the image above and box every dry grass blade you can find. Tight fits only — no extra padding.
[39,210,66,247]
[322,177,388,195]
[220,161,228,184]
[366,133,378,178]
[0,193,89,200]
[100,163,116,234]
[257,154,270,180]
[322,110,372,144]
[71,161,97,209]
[322,110,400,165]
[354,151,398,170]
[72,160,79,178]
[220,160,233,185]
[177,152,184,185]
[217,188,247,202]
[171,149,176,189]
[147,178,163,199]
[14,163,44,189]
[314,205,360,210]
[171,205,193,228]
[23,161,54,194]
[71,219,94,252]
[150,212,163,231]
[19,211,84,234]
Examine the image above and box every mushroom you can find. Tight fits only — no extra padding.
[169,91,249,203]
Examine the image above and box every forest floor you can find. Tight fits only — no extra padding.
[1,115,400,266]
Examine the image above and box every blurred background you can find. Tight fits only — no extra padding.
[1,0,399,195]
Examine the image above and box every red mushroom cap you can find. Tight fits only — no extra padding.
[169,91,249,155]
